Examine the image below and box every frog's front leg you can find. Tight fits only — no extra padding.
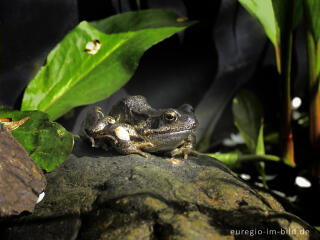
[80,106,106,147]
[110,125,154,158]
[169,135,198,160]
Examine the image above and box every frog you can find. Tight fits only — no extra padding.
[80,95,198,159]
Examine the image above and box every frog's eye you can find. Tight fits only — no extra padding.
[164,111,178,122]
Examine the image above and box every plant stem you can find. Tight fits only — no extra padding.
[237,154,281,162]
[274,0,296,166]
[307,34,320,148]
[279,31,295,166]
[136,0,141,10]
[0,23,2,72]
[275,42,281,73]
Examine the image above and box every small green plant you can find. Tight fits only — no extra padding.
[208,89,281,187]
[237,0,320,173]
[209,0,320,186]
[238,0,304,166]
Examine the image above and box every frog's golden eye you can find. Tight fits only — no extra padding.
[164,111,178,122]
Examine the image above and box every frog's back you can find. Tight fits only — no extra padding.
[109,95,155,124]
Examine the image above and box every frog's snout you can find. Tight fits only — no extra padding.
[184,114,198,130]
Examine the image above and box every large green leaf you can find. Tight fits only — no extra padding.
[271,0,302,33]
[238,0,277,45]
[304,0,320,148]
[0,108,73,172]
[232,89,263,153]
[304,0,320,41]
[21,9,195,120]
[304,0,320,77]
[238,0,302,47]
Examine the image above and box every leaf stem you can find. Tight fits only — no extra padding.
[275,41,281,73]
[277,0,295,166]
[307,34,320,148]
[136,0,141,10]
[237,154,281,162]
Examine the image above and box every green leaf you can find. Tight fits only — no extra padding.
[305,1,320,148]
[238,0,302,46]
[271,0,302,33]
[21,9,195,120]
[0,108,73,172]
[232,89,263,153]
[304,0,320,40]
[304,0,320,71]
[255,124,267,188]
[206,152,241,169]
[207,152,281,169]
[256,124,265,155]
[238,0,277,45]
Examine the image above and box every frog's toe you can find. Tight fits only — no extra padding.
[170,148,198,160]
[89,137,96,147]
[128,149,148,158]
[136,151,148,158]
[139,142,154,149]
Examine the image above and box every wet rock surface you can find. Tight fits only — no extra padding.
[0,124,46,217]
[1,138,319,240]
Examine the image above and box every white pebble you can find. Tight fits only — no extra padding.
[292,97,302,109]
[240,173,251,180]
[295,176,311,188]
[36,192,45,204]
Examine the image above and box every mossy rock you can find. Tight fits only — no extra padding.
[2,138,319,240]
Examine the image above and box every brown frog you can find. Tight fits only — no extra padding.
[80,95,198,159]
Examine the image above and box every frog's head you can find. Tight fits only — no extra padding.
[141,104,198,140]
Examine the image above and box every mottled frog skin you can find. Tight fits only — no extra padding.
[80,96,198,159]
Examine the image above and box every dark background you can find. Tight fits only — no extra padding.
[0,0,308,145]
[0,0,311,161]
[1,0,318,225]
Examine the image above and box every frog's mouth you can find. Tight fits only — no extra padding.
[142,128,194,136]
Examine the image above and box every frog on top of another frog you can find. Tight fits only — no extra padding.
[80,95,198,159]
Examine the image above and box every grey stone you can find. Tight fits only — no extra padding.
[2,138,319,240]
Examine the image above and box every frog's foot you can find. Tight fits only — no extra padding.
[122,147,148,158]
[89,136,96,148]
[169,147,199,160]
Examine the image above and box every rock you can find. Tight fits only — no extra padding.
[0,124,46,217]
[2,138,319,240]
